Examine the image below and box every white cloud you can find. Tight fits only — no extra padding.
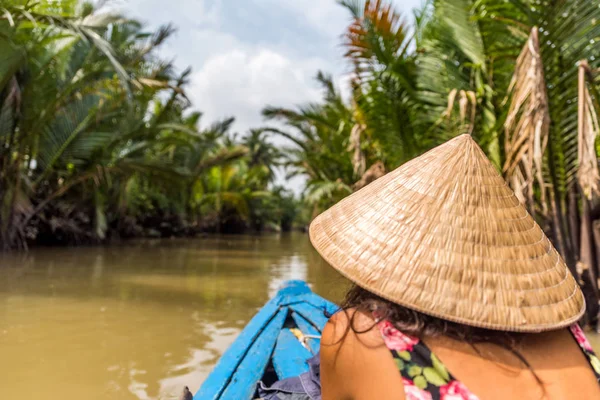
[190,46,330,133]
[258,0,350,38]
[116,0,222,28]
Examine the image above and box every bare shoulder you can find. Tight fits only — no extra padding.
[321,307,384,348]
[320,308,405,400]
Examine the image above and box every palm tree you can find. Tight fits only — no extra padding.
[0,0,137,248]
[0,1,256,248]
[241,129,282,182]
[339,0,423,167]
[192,160,272,233]
[262,72,357,214]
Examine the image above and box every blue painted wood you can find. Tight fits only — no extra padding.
[272,328,313,379]
[276,280,312,297]
[220,308,287,399]
[196,281,338,400]
[291,302,330,330]
[283,293,338,320]
[291,311,322,354]
[194,298,282,400]
[302,292,339,315]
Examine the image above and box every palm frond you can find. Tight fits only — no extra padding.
[503,27,549,215]
[193,146,248,175]
[343,0,412,80]
[434,0,486,71]
[0,35,25,92]
[305,180,352,205]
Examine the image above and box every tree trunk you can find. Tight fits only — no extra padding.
[580,199,599,292]
[550,189,575,272]
[579,266,600,330]
[592,219,600,295]
[568,186,581,255]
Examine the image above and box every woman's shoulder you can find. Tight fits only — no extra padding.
[320,308,408,400]
[322,307,385,348]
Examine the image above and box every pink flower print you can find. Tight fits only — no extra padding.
[402,377,433,400]
[378,320,420,352]
[570,324,594,352]
[439,380,479,400]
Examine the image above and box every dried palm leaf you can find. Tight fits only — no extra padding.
[503,27,550,216]
[443,89,477,135]
[352,161,385,191]
[577,60,600,200]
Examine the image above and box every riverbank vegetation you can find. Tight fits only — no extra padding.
[266,0,600,326]
[0,0,298,250]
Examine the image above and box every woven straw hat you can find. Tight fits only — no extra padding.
[310,134,585,332]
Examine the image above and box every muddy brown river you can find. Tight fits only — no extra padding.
[0,234,347,399]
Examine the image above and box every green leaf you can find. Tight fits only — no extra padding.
[394,358,405,371]
[398,350,411,361]
[35,101,99,184]
[414,375,428,389]
[431,353,450,381]
[0,34,24,91]
[408,365,422,377]
[436,0,486,71]
[423,367,448,386]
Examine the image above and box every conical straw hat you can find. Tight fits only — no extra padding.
[310,134,585,332]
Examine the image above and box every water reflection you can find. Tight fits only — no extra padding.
[0,233,342,400]
[268,254,308,297]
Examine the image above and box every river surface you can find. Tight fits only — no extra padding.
[1,233,598,399]
[0,233,348,400]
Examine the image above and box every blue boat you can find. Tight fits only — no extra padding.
[195,280,338,400]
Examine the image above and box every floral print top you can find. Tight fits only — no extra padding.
[377,320,600,400]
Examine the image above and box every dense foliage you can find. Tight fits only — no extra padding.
[0,0,294,249]
[267,0,600,326]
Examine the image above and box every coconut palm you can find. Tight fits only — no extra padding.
[339,0,423,166]
[241,129,283,182]
[262,72,358,214]
[0,1,256,248]
[0,0,136,248]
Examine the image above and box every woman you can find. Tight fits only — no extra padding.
[309,135,600,400]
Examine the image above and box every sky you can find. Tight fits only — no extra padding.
[113,0,422,191]
[115,0,422,133]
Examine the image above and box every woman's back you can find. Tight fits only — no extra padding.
[321,310,600,400]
